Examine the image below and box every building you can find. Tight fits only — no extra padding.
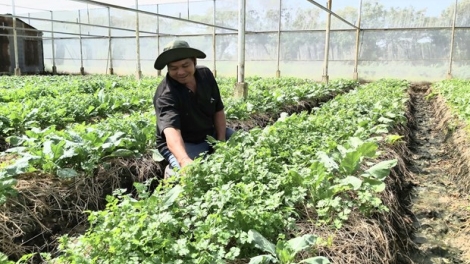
[0,15,44,74]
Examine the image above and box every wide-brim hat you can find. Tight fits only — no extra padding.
[154,40,206,70]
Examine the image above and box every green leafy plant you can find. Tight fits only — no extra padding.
[0,252,13,264]
[303,137,396,228]
[53,79,409,263]
[1,77,413,262]
[0,251,46,264]
[433,79,470,130]
[1,77,356,186]
[57,183,185,264]
[247,230,330,264]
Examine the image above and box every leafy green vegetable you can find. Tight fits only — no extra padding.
[54,79,409,263]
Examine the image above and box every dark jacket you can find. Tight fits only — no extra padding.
[153,65,224,154]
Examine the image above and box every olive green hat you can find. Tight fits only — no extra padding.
[154,40,206,70]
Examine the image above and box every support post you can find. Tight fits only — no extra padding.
[212,0,217,77]
[51,11,56,74]
[234,0,248,99]
[11,0,21,75]
[322,0,332,83]
[276,0,282,78]
[108,7,114,74]
[86,4,90,35]
[78,10,85,75]
[447,0,458,79]
[353,0,362,80]
[156,4,161,76]
[135,0,142,80]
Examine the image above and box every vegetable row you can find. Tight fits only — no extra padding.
[432,79,470,122]
[0,78,358,204]
[55,79,410,263]
[0,75,357,137]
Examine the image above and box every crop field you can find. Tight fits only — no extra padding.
[1,75,470,264]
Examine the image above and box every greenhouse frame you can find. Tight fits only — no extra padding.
[0,0,468,81]
[4,1,470,263]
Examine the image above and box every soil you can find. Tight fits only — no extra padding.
[408,85,470,263]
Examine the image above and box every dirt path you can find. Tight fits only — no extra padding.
[408,86,470,263]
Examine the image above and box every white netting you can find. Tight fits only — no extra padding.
[1,0,469,80]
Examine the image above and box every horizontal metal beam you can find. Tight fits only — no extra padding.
[0,33,43,38]
[304,0,359,29]
[6,25,470,41]
[8,28,360,40]
[1,25,104,37]
[0,3,51,12]
[246,28,356,34]
[9,26,470,41]
[1,13,165,36]
[362,26,456,31]
[38,58,457,62]
[43,26,470,40]
[246,26,470,33]
[68,0,238,32]
[139,26,470,36]
[0,31,176,40]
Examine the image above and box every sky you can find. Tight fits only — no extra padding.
[0,0,190,14]
[0,0,449,16]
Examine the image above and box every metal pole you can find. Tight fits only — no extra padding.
[322,0,332,83]
[135,0,142,80]
[276,0,282,78]
[108,7,113,74]
[447,0,458,79]
[234,0,247,99]
[11,0,21,75]
[38,30,43,73]
[51,11,57,74]
[237,0,246,82]
[157,4,161,76]
[353,0,362,80]
[212,0,217,77]
[86,4,90,35]
[78,10,85,75]
[187,0,190,19]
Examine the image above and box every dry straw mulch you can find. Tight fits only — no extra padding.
[433,93,470,192]
[0,155,163,260]
[295,124,416,264]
